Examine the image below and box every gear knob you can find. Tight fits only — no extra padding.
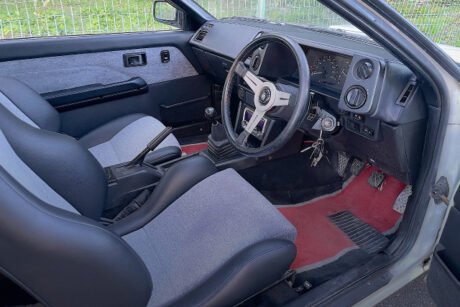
[204,107,218,124]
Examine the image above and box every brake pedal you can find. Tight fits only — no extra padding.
[368,170,385,189]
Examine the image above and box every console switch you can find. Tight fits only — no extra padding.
[362,126,374,137]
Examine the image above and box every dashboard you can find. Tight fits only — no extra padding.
[190,18,427,184]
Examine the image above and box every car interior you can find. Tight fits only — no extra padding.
[0,4,433,307]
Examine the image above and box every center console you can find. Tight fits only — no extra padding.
[105,162,164,211]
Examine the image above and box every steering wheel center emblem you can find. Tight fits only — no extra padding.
[259,87,271,105]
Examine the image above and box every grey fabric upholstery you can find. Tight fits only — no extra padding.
[84,115,181,167]
[123,168,297,307]
[0,77,182,168]
[0,76,298,306]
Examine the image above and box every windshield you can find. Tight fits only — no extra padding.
[195,0,460,61]
[195,0,354,34]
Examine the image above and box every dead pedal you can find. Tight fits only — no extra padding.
[350,159,366,176]
[368,170,385,189]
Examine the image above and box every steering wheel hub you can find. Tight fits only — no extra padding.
[259,87,272,105]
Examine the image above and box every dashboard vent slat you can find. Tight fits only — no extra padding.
[195,29,208,41]
[399,82,416,104]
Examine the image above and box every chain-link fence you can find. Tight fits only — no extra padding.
[0,0,459,47]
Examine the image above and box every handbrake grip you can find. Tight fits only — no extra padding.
[126,126,173,167]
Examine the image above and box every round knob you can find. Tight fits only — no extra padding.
[356,60,374,80]
[345,86,367,109]
[205,107,218,124]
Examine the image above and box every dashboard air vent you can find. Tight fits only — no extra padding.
[398,82,416,105]
[195,29,208,41]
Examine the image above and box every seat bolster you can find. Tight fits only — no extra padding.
[79,113,146,148]
[110,155,217,236]
[170,239,296,307]
[0,77,60,132]
[0,168,152,307]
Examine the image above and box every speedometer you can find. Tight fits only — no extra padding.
[307,48,352,92]
[311,55,340,87]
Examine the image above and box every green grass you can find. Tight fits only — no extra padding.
[0,0,173,38]
[0,0,458,47]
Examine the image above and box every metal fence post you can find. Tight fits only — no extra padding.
[258,0,266,19]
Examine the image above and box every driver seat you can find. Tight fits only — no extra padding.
[0,77,182,167]
[0,99,297,306]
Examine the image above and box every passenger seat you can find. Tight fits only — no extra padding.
[0,77,181,167]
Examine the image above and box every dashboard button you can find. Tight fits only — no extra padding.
[362,126,374,137]
[352,113,363,121]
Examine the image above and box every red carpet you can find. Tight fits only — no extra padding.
[181,143,208,155]
[278,166,405,270]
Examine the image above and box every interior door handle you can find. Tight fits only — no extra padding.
[123,52,147,67]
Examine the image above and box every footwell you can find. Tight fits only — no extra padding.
[278,166,406,272]
[181,142,208,155]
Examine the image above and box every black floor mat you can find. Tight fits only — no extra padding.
[239,152,344,204]
[328,211,390,254]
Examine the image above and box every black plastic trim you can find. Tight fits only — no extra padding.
[43,77,148,111]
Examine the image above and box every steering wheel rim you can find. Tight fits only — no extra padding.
[221,34,311,157]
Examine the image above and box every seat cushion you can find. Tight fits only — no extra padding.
[80,114,181,167]
[123,168,297,306]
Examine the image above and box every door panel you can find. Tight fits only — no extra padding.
[427,186,460,306]
[0,31,212,139]
[59,75,211,138]
[0,46,198,94]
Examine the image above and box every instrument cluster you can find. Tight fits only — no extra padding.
[305,48,352,93]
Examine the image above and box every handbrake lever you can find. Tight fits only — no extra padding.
[126,126,173,167]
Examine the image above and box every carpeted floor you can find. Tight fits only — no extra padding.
[181,142,208,154]
[278,166,405,271]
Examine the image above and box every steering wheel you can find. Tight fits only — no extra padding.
[221,34,311,157]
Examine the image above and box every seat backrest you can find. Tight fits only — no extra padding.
[0,100,106,219]
[0,128,152,306]
[0,79,153,306]
[0,77,61,132]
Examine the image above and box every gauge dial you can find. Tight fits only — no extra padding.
[307,49,352,92]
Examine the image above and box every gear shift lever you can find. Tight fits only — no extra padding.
[204,107,237,160]
[205,107,218,125]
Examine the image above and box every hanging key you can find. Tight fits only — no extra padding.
[301,128,324,153]
[311,149,323,167]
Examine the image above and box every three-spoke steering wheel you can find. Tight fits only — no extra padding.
[221,34,311,157]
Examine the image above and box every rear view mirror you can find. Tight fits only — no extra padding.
[153,0,183,28]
